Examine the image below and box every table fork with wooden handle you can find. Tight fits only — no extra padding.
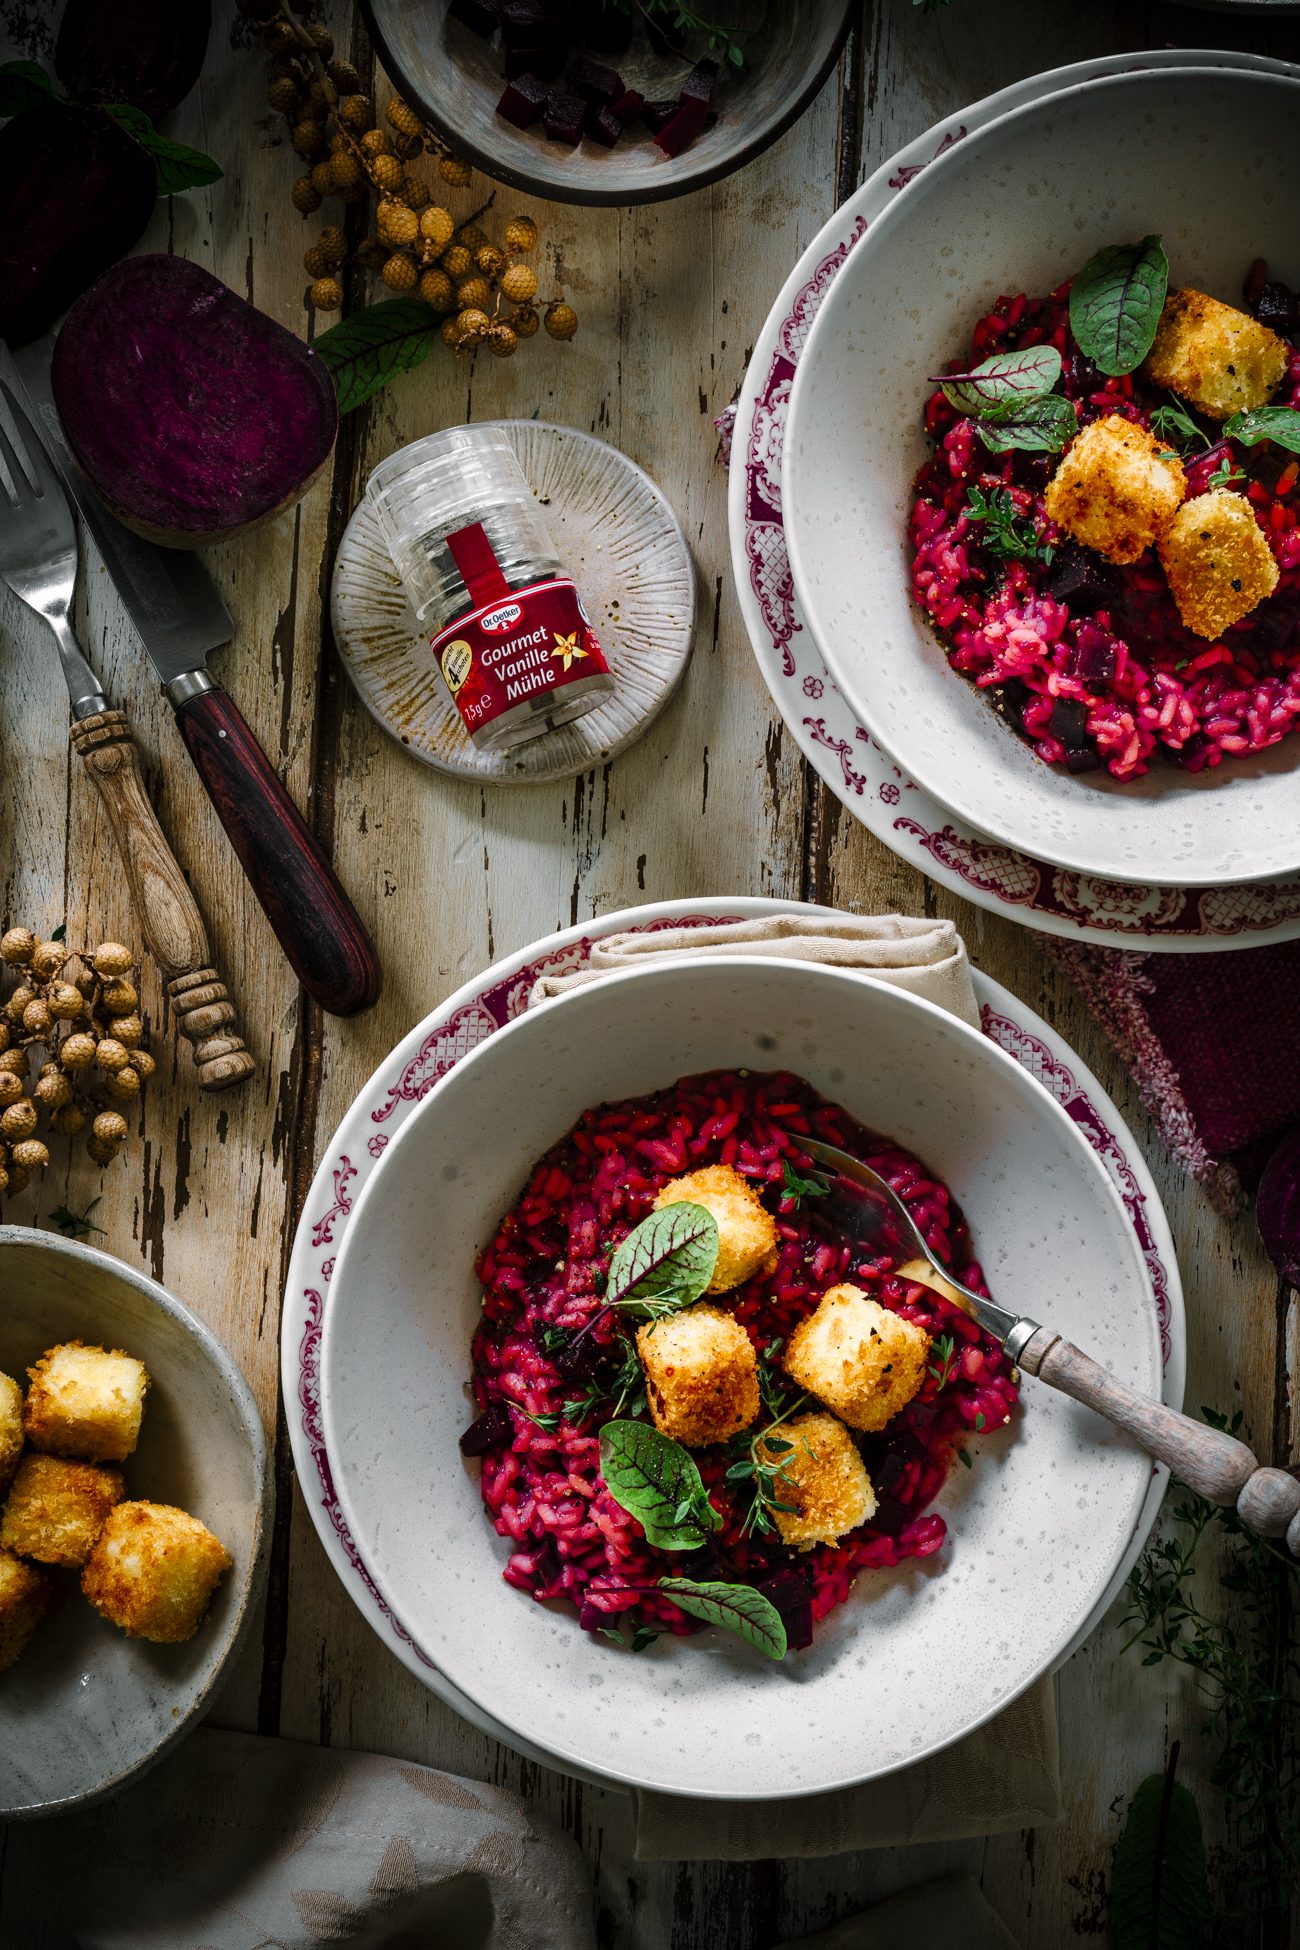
[0,383,255,1092]
[802,1135,1300,1552]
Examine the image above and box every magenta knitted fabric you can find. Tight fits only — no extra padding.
[1049,938,1300,1211]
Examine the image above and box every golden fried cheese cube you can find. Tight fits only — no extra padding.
[1158,489,1281,639]
[82,1501,232,1643]
[637,1303,760,1448]
[0,1371,22,1496]
[0,1546,52,1674]
[0,1452,124,1567]
[1143,288,1290,422]
[761,1412,875,1551]
[654,1163,779,1293]
[1044,414,1186,565]
[25,1340,149,1463]
[784,1282,930,1434]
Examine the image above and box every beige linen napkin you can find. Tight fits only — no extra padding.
[773,1873,1022,1950]
[3,1727,595,1950]
[528,912,982,1029]
[529,908,1061,1860]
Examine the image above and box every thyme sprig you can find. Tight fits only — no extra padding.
[964,484,1056,568]
[927,1330,958,1389]
[608,0,745,67]
[1119,1407,1300,1910]
[780,1158,831,1208]
[725,1342,809,1539]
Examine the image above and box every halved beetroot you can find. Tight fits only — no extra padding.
[52,255,338,549]
[55,0,211,119]
[0,102,156,347]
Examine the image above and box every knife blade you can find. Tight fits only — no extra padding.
[10,339,234,686]
[9,339,382,1019]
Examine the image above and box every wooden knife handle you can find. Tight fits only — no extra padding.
[1018,1330,1300,1552]
[69,711,256,1091]
[172,686,382,1018]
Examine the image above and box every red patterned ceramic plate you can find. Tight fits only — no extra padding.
[729,49,1300,950]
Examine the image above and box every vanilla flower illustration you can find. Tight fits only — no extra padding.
[550,631,589,672]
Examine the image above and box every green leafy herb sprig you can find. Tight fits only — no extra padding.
[595,1418,788,1658]
[0,60,221,194]
[1069,234,1169,377]
[927,1330,958,1390]
[964,485,1056,568]
[933,345,1074,455]
[1120,1408,1300,1910]
[724,1341,809,1539]
[1109,1744,1208,1950]
[780,1158,831,1209]
[606,0,746,67]
[49,1198,105,1239]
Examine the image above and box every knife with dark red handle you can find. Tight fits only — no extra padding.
[13,339,382,1018]
[172,677,381,1017]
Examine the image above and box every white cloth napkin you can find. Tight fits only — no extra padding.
[529,908,1061,1860]
[4,1728,596,1950]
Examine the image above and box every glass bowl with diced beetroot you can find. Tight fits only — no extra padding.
[360,0,854,205]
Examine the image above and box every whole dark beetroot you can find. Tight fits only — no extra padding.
[0,101,156,347]
[51,255,338,549]
[55,0,211,119]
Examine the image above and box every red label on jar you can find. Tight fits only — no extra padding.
[430,577,610,738]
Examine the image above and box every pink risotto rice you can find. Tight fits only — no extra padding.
[910,263,1300,781]
[464,1069,1019,1652]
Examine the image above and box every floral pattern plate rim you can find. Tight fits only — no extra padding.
[281,895,1185,1788]
[728,46,1300,952]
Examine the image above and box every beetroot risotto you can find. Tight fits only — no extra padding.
[910,250,1300,781]
[462,1070,1018,1656]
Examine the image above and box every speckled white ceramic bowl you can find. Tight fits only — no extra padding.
[0,1231,270,1818]
[320,957,1163,1799]
[784,65,1300,887]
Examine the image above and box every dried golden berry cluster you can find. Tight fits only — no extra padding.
[0,932,155,1193]
[243,0,579,353]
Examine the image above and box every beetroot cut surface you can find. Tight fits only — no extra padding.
[51,254,339,548]
[0,102,156,347]
[55,0,212,118]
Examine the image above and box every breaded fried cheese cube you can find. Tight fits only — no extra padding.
[654,1163,779,1293]
[761,1412,875,1551]
[25,1340,149,1463]
[82,1501,232,1643]
[0,1453,124,1567]
[784,1282,930,1434]
[0,1371,22,1495]
[1158,489,1281,639]
[1143,288,1290,421]
[637,1303,760,1448]
[1044,414,1186,565]
[0,1546,52,1674]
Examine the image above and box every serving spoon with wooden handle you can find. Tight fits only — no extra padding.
[0,384,255,1092]
[801,1136,1300,1552]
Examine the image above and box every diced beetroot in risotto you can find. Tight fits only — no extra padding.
[465,1069,1020,1651]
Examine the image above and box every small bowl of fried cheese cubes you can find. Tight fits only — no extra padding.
[0,1228,270,1819]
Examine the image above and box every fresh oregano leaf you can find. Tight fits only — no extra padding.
[1069,234,1168,376]
[605,1201,719,1319]
[313,298,441,415]
[0,60,55,116]
[598,1420,722,1550]
[657,1578,788,1659]
[1221,405,1300,455]
[104,103,221,195]
[976,392,1076,454]
[936,345,1063,418]
[1109,1754,1207,1950]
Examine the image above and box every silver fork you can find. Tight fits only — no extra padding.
[0,383,255,1091]
[800,1134,1300,1549]
[0,385,107,720]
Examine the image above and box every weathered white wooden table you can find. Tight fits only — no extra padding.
[2,3,1298,1943]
